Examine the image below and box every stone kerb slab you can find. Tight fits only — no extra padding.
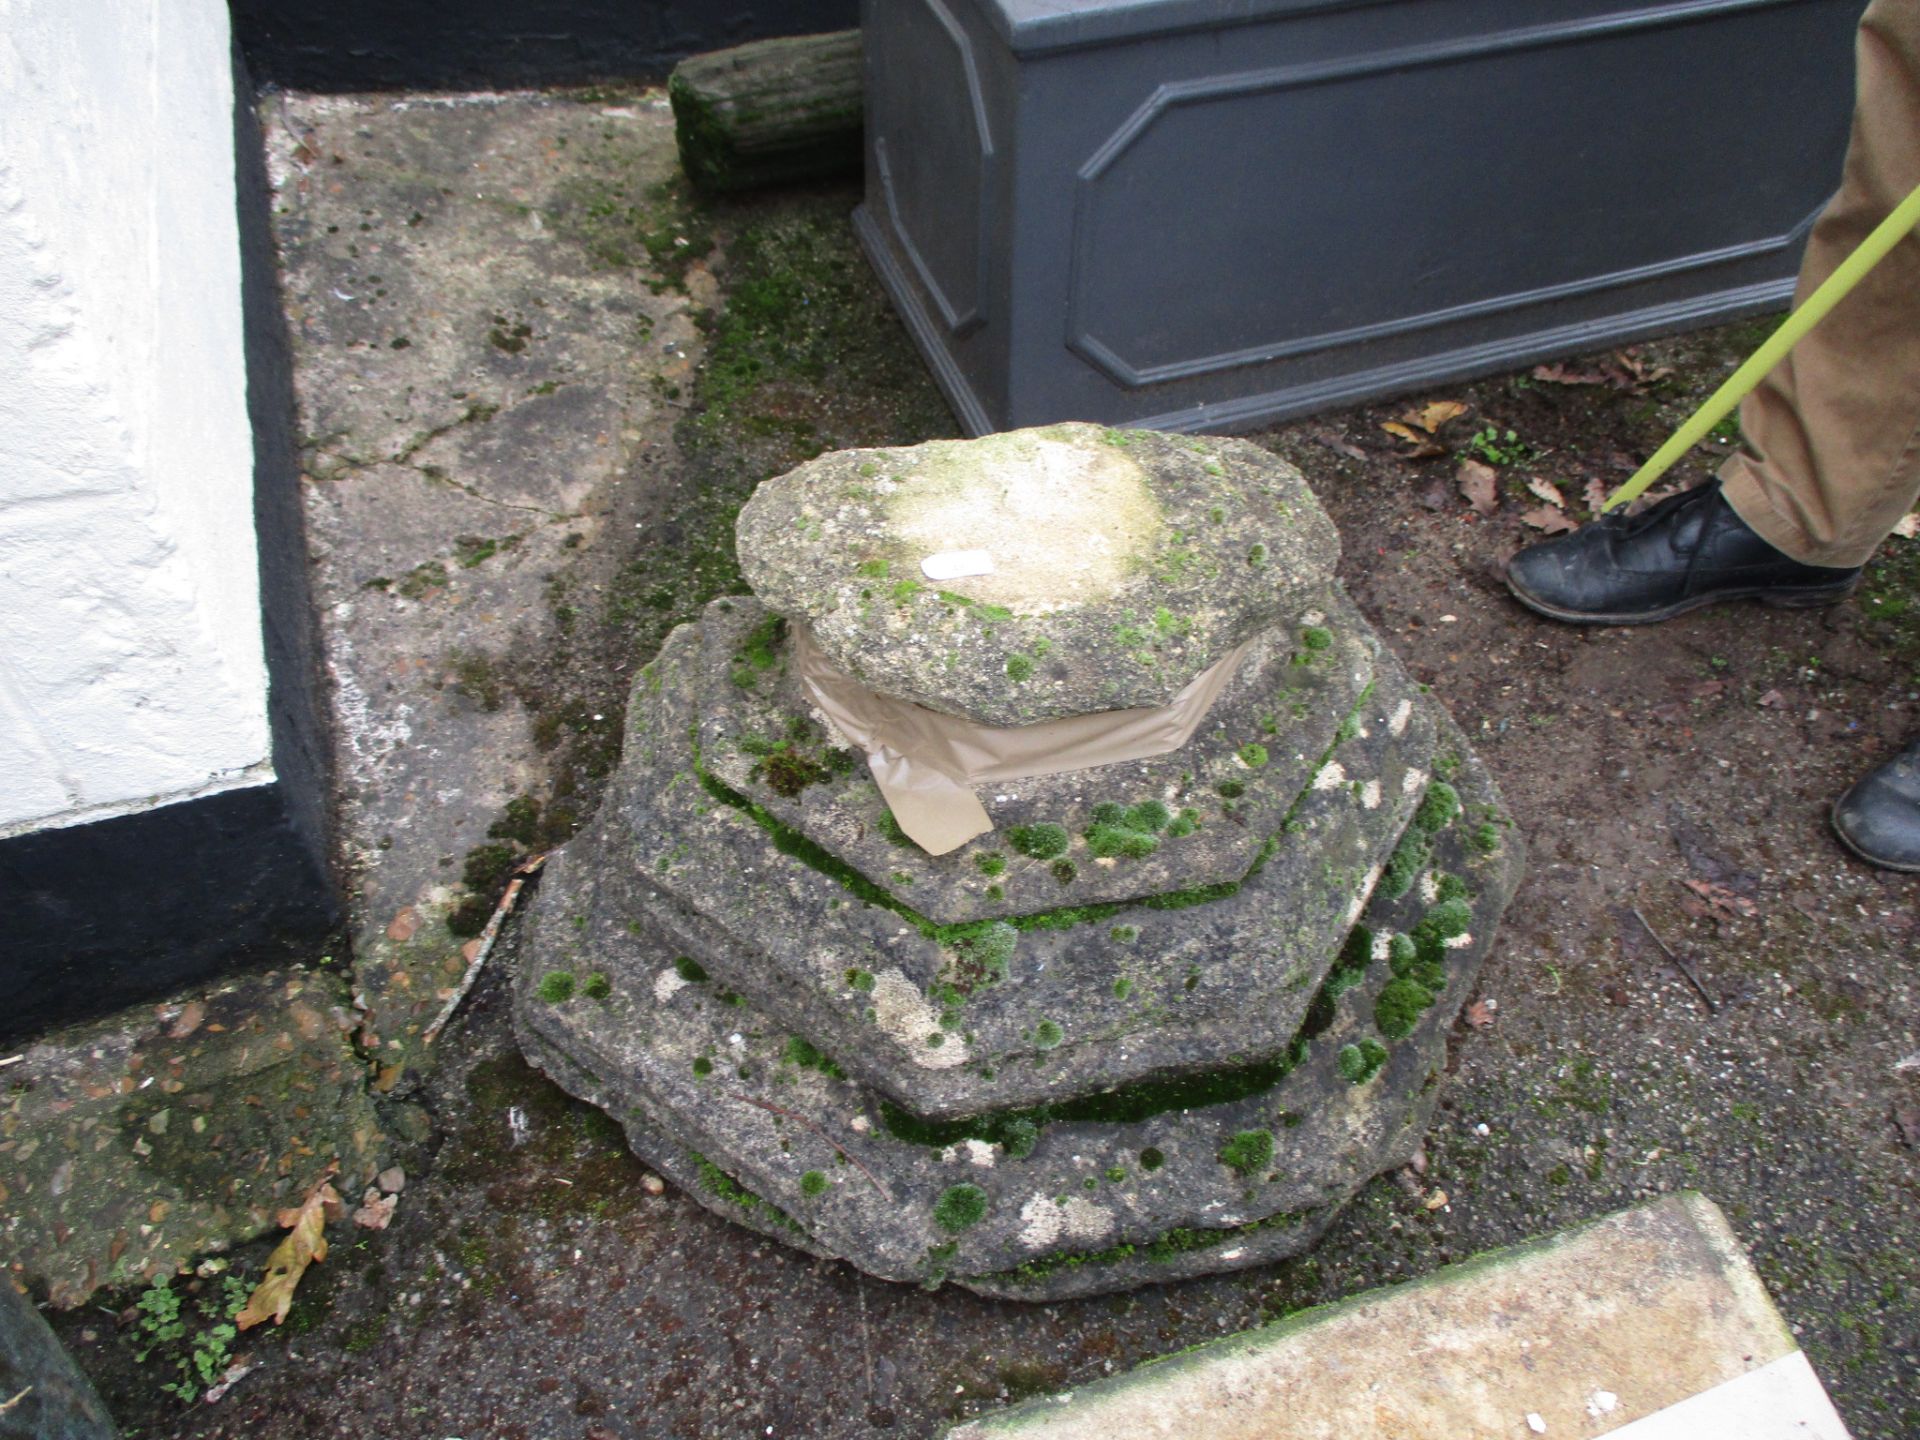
[945,1193,1853,1438]
[514,424,1524,1293]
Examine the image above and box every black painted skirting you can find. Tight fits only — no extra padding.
[0,783,339,1045]
[0,45,344,1048]
[231,0,859,92]
[234,35,336,890]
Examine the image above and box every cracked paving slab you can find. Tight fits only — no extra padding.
[0,969,386,1308]
[267,90,710,1081]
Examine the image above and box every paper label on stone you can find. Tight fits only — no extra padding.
[920,550,995,581]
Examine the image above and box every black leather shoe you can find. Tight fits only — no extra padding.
[1505,482,1860,624]
[1832,738,1920,873]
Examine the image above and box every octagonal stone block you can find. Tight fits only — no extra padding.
[515,723,1522,1298]
[698,595,1377,923]
[518,425,1524,1297]
[735,424,1339,725]
[547,593,1438,1121]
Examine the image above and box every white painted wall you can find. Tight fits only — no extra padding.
[0,0,272,836]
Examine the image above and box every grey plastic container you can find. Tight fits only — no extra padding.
[854,0,1867,435]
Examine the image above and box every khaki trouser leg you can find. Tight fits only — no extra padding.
[1718,0,1920,569]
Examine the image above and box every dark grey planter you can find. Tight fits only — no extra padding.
[855,0,1867,435]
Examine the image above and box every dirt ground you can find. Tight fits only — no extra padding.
[48,126,1920,1438]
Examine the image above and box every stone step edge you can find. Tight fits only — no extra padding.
[947,1192,1839,1439]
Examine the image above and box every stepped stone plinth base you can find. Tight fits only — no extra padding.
[514,424,1523,1297]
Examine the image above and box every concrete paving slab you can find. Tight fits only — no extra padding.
[1605,1352,1850,1440]
[0,969,386,1307]
[266,91,715,1082]
[949,1191,1849,1440]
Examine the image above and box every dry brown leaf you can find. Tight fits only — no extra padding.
[1519,506,1578,534]
[1464,999,1497,1029]
[1531,363,1606,386]
[1423,1189,1450,1210]
[1401,400,1467,434]
[1623,484,1681,515]
[1681,877,1758,920]
[353,1187,398,1231]
[1309,428,1368,462]
[165,1000,205,1040]
[1457,459,1499,516]
[1893,511,1920,539]
[1583,477,1612,515]
[1607,350,1674,392]
[1894,1102,1920,1150]
[1525,476,1568,509]
[1380,420,1446,459]
[236,1170,341,1330]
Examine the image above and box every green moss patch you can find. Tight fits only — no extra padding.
[1219,1128,1275,1177]
[987,1207,1313,1287]
[1008,823,1070,860]
[689,1151,806,1236]
[933,1184,989,1233]
[1337,1038,1390,1084]
[877,1043,1307,1152]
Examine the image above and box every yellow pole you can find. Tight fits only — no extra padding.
[1602,179,1920,513]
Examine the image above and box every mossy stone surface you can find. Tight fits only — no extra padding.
[517,432,1522,1296]
[697,596,1377,923]
[735,423,1339,725]
[513,711,1522,1296]
[1,969,389,1309]
[523,594,1442,1121]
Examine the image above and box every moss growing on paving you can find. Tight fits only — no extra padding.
[1338,1038,1390,1084]
[989,1205,1314,1287]
[689,1151,807,1236]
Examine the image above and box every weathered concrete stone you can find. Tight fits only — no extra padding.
[530,593,1442,1119]
[0,969,388,1309]
[516,428,1522,1293]
[946,1193,1841,1438]
[736,424,1339,725]
[696,598,1377,922]
[277,92,715,1088]
[516,721,1520,1295]
[0,1280,116,1440]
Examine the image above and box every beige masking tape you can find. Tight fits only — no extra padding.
[793,624,1257,855]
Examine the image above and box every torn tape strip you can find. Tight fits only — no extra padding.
[793,624,1257,856]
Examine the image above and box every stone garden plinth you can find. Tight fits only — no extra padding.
[513,423,1523,1299]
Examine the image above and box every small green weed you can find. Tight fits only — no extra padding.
[1465,426,1534,466]
[132,1273,251,1404]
